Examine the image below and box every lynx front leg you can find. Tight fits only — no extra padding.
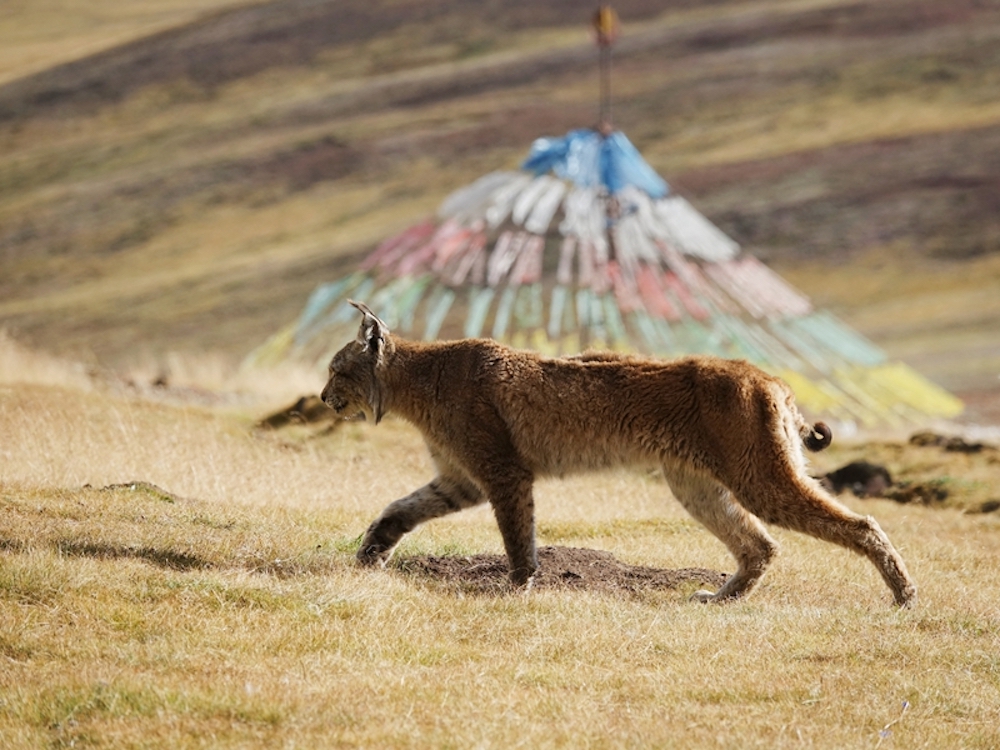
[357,475,483,566]
[485,470,538,586]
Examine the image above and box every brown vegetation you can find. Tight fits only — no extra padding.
[1,344,999,747]
[0,0,997,412]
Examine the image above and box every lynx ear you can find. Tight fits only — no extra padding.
[349,300,390,424]
[350,300,389,366]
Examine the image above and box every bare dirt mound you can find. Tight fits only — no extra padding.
[394,546,727,596]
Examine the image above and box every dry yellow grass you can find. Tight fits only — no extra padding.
[0,0,245,86]
[779,251,1000,392]
[2,344,999,748]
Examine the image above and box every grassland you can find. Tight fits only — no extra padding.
[2,325,999,749]
[1,6,999,742]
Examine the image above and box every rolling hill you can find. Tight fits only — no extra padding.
[0,0,997,418]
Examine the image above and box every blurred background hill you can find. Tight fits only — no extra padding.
[1,0,997,419]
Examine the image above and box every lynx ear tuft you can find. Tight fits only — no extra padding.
[349,300,381,321]
[350,300,390,367]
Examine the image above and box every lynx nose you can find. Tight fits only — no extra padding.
[320,384,336,409]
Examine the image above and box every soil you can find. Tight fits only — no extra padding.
[393,545,727,596]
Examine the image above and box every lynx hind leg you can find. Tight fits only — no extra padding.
[741,472,917,608]
[357,474,483,566]
[663,468,779,603]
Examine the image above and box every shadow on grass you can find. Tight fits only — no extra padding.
[55,540,210,571]
[0,536,212,571]
[2,536,358,579]
[391,545,727,598]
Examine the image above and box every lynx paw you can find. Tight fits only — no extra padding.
[356,543,391,567]
[507,567,538,588]
[689,589,717,603]
[895,584,918,609]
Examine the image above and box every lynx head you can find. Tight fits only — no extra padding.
[320,301,393,424]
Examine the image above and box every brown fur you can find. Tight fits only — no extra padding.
[321,301,916,607]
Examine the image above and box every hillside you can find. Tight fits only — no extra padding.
[0,0,997,418]
[0,0,245,87]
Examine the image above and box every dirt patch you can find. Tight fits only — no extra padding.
[909,430,995,454]
[394,546,727,596]
[257,394,333,429]
[883,480,951,506]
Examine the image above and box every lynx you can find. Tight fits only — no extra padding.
[321,301,916,607]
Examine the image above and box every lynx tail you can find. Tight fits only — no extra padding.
[803,421,833,452]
